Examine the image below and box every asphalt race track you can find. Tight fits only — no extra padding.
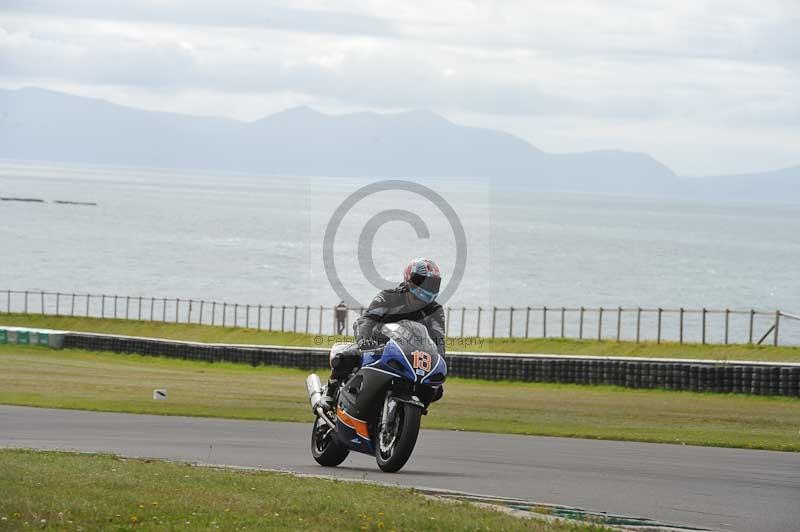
[2,406,798,532]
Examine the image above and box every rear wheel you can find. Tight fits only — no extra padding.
[375,396,421,473]
[311,416,349,467]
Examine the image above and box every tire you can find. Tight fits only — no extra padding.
[311,416,349,467]
[375,400,422,473]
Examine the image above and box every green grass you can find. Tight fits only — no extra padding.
[3,313,800,362]
[2,345,799,451]
[0,449,601,531]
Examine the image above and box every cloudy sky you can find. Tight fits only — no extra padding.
[1,0,797,175]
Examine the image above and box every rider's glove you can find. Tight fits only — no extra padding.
[357,337,380,351]
[431,386,444,403]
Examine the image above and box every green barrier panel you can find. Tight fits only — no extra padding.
[16,330,29,345]
[39,332,50,346]
[0,329,6,344]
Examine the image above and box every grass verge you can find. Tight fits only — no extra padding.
[2,345,798,451]
[2,313,800,362]
[0,449,601,531]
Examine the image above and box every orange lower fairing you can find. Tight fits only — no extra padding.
[336,407,370,439]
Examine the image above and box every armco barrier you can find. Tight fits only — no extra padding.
[0,326,65,348]
[57,331,800,398]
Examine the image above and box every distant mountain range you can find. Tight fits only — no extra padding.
[1,87,798,201]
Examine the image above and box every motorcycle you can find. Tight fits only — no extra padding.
[305,320,447,473]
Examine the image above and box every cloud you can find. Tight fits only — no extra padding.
[0,18,568,116]
[0,0,798,173]
[1,0,397,37]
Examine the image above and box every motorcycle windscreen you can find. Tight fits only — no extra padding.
[380,320,439,356]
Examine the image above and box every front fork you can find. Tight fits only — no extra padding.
[380,392,398,433]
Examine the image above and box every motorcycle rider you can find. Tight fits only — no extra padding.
[321,258,446,409]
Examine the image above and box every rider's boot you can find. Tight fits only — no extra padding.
[319,378,339,412]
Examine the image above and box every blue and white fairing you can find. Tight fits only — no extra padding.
[361,320,447,386]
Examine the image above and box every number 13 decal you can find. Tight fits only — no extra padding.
[411,350,432,372]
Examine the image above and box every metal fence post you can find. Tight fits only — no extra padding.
[41,291,45,315]
[113,295,118,318]
[187,300,193,323]
[71,293,76,316]
[560,307,566,338]
[491,306,497,338]
[461,307,466,338]
[293,305,298,332]
[257,305,262,330]
[199,300,204,324]
[446,306,451,336]
[616,306,622,342]
[234,304,239,328]
[138,296,142,320]
[748,309,754,344]
[579,306,584,339]
[508,307,513,338]
[85,294,90,317]
[679,307,684,344]
[211,301,216,326]
[701,308,707,344]
[162,298,167,322]
[318,306,323,335]
[222,303,227,327]
[6,289,9,313]
[101,295,105,317]
[542,306,547,338]
[281,305,285,332]
[55,292,60,315]
[774,311,780,346]
[24,290,29,314]
[269,305,274,332]
[724,309,729,344]
[125,296,130,320]
[657,307,662,343]
[150,298,155,321]
[305,305,310,334]
[524,306,530,338]
[597,307,603,341]
[635,307,641,343]
[477,307,482,337]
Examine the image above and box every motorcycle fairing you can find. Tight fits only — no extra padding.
[335,406,373,454]
[336,362,393,455]
[376,330,448,386]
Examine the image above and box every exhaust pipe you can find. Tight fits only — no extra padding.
[306,373,323,409]
[306,373,337,430]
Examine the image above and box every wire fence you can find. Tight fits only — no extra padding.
[1,289,799,346]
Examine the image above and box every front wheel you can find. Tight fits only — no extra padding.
[375,397,421,473]
[311,416,349,467]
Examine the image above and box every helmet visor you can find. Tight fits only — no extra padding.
[409,273,441,294]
